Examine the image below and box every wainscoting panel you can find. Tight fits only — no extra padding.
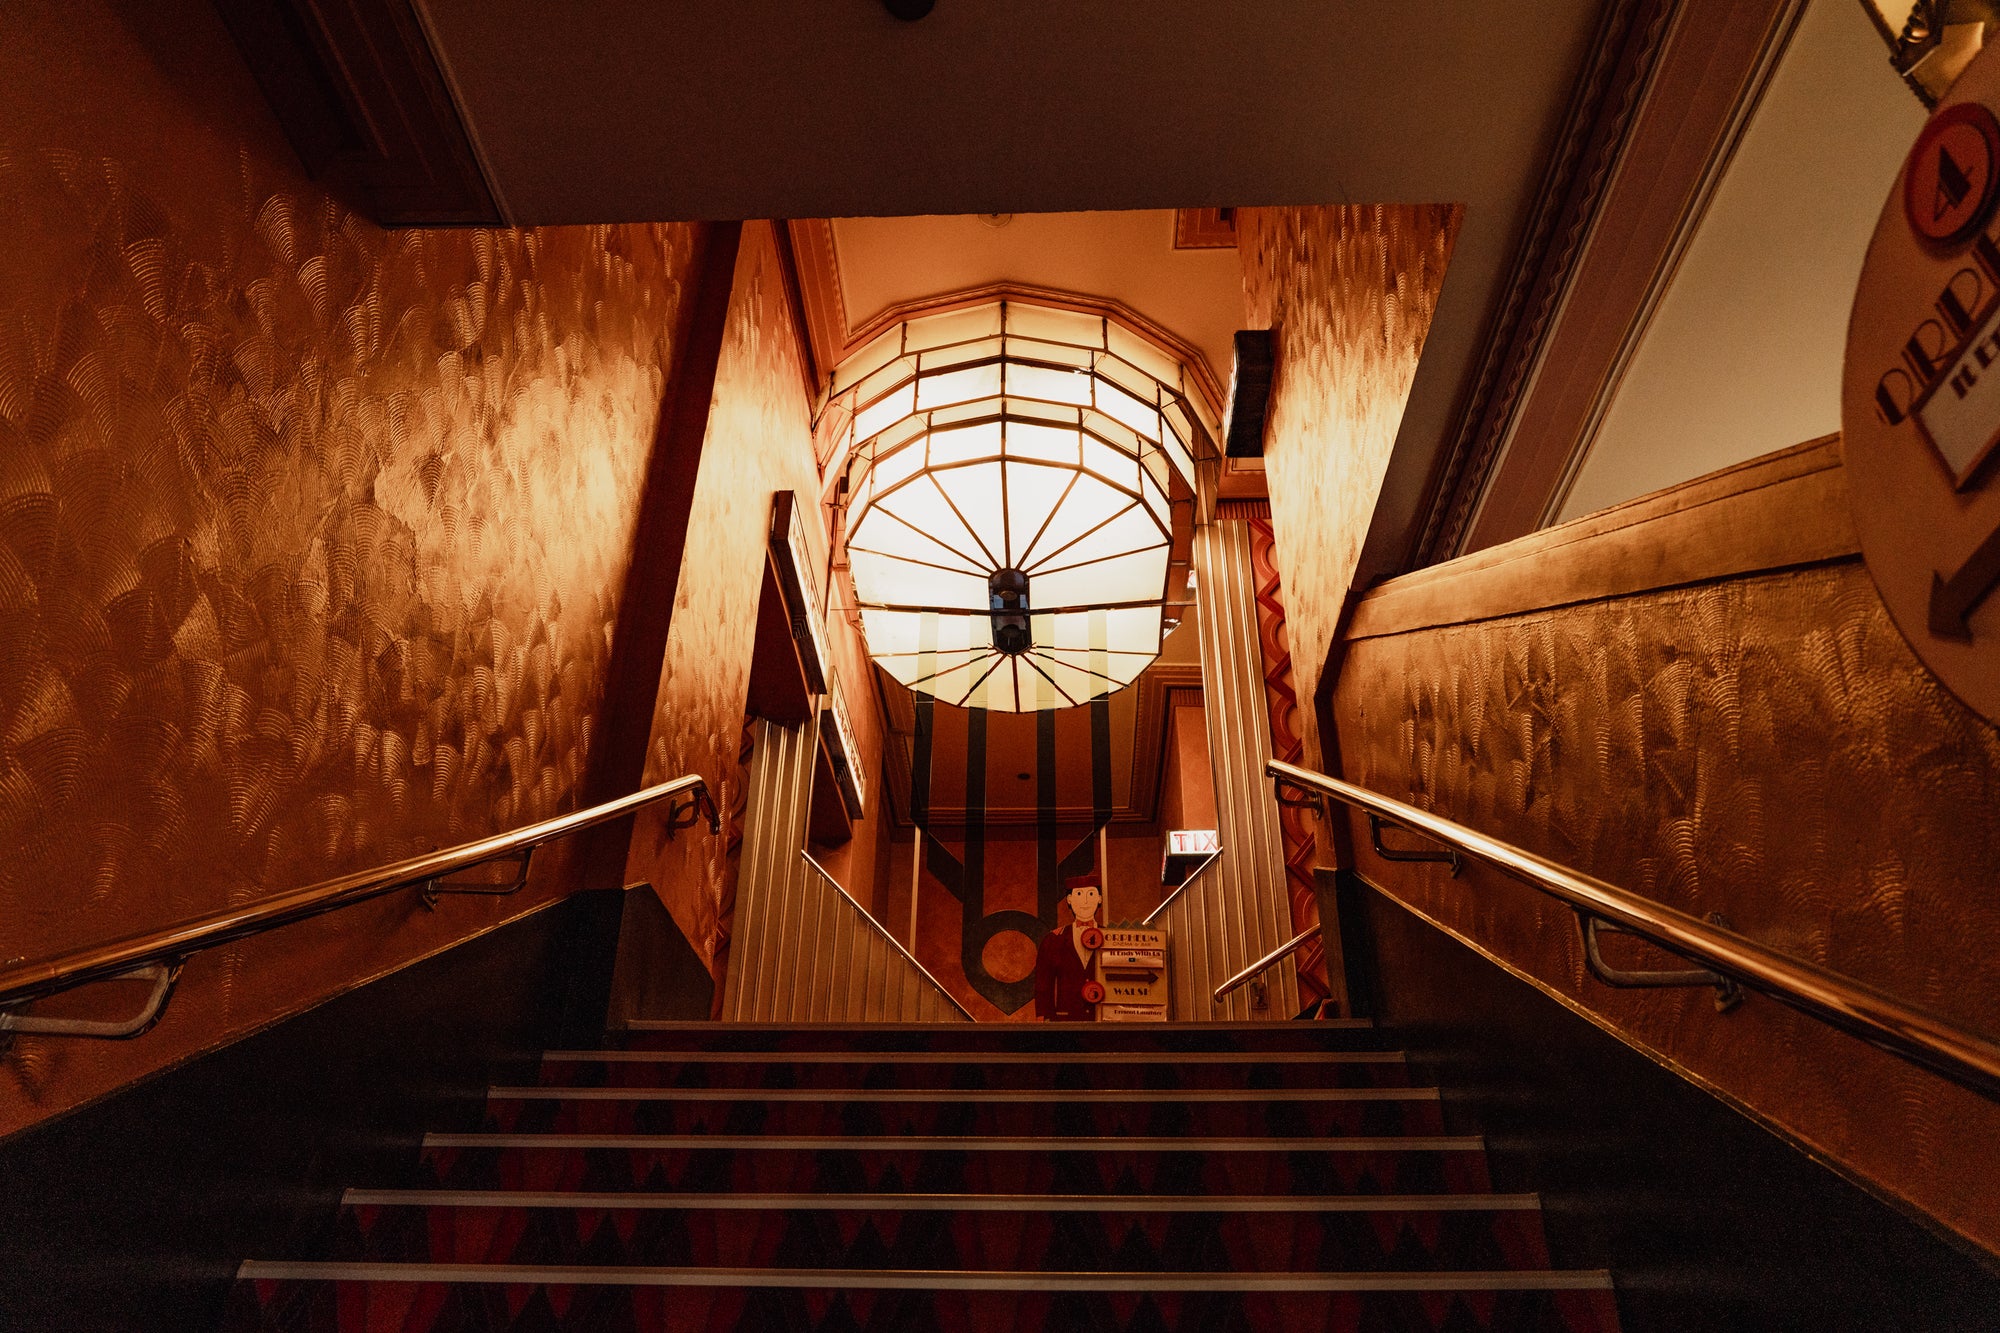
[722,719,964,1022]
[1152,519,1299,1021]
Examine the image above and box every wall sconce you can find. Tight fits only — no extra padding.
[1864,0,2000,106]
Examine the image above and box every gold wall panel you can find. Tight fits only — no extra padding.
[1334,456,2000,1254]
[0,0,699,1136]
[621,222,882,984]
[1238,204,1460,773]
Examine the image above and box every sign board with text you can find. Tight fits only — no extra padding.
[1844,43,2000,725]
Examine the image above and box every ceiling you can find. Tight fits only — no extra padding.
[400,0,1614,824]
[413,0,1609,573]
[830,210,1243,391]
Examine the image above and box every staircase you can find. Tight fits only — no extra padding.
[221,1022,1618,1331]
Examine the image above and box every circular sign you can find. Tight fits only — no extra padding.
[1844,42,2000,726]
[1903,102,2000,247]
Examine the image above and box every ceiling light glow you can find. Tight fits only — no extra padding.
[823,299,1213,712]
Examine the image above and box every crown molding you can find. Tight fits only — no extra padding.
[1408,0,1681,566]
[216,0,504,225]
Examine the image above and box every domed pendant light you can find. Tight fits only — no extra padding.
[821,299,1212,712]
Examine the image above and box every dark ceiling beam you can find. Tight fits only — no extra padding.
[210,0,503,225]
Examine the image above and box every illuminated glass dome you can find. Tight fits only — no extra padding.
[822,299,1213,712]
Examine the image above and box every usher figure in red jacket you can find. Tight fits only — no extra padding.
[1035,875,1104,1021]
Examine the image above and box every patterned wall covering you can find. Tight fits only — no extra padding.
[1336,539,2000,1254]
[1244,513,1329,1001]
[0,2,698,1135]
[1238,205,1460,775]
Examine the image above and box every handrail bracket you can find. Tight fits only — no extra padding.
[1369,812,1462,875]
[1261,756,2000,1102]
[1578,910,1742,1012]
[667,788,722,839]
[0,959,187,1048]
[421,846,537,910]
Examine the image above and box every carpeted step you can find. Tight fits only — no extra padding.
[482,1084,1448,1138]
[611,1020,1395,1055]
[537,1048,1417,1092]
[417,1131,1493,1197]
[330,1190,1553,1272]
[222,1265,1621,1332]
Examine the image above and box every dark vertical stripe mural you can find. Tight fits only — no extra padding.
[913,697,1114,1015]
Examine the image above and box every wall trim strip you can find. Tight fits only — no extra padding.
[1353,435,1855,641]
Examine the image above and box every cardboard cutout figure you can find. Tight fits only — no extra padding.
[1035,875,1106,1020]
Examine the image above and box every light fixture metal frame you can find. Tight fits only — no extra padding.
[821,299,1213,713]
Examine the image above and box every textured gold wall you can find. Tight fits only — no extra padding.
[1334,460,2000,1254]
[1238,205,1460,772]
[0,0,697,1135]
[622,222,847,980]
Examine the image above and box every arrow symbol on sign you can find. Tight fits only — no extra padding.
[1929,520,2000,641]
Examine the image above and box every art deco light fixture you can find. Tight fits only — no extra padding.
[1863,0,1999,105]
[820,299,1212,712]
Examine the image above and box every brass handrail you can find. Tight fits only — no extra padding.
[0,773,719,1034]
[1268,758,2000,1101]
[1142,847,1224,926]
[799,852,975,1021]
[1213,924,1322,1002]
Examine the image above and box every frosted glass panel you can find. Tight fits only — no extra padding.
[1032,549,1167,608]
[852,381,916,444]
[916,363,1002,410]
[1006,303,1103,346]
[933,461,1009,563]
[1020,473,1123,569]
[1000,461,1073,567]
[1005,422,1081,465]
[847,550,986,609]
[1008,361,1093,406]
[826,296,1195,710]
[905,303,1003,351]
[877,475,994,569]
[927,421,1004,467]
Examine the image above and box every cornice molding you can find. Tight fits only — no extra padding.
[216,0,504,225]
[1356,434,1851,642]
[766,220,827,404]
[780,218,851,393]
[782,218,1229,429]
[1523,0,1808,535]
[1409,0,1679,567]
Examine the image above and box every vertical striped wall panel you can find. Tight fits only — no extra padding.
[723,718,969,1023]
[1156,519,1300,1020]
